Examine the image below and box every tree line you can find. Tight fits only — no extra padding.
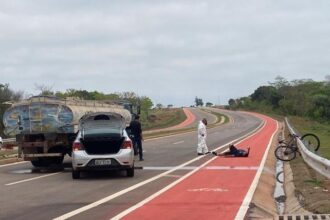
[227,76,330,121]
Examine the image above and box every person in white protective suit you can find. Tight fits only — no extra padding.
[197,118,209,155]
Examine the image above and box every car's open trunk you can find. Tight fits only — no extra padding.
[79,113,126,155]
[82,138,124,155]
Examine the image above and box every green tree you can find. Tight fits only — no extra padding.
[140,96,153,113]
[195,96,204,106]
[269,75,290,89]
[251,86,283,108]
[156,103,163,109]
[34,84,54,96]
[228,98,236,109]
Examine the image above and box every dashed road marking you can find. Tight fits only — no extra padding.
[5,172,62,186]
[173,141,184,145]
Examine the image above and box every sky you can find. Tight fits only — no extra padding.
[1,0,330,107]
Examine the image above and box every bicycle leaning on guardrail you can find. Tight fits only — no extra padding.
[274,133,320,161]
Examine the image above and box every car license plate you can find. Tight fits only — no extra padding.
[94,159,111,166]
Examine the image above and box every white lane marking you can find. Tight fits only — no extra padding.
[0,161,28,168]
[142,166,195,171]
[142,166,259,171]
[164,174,182,178]
[111,121,266,220]
[54,120,265,220]
[173,141,184,145]
[5,172,62,186]
[235,119,279,220]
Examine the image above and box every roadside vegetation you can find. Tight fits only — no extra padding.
[0,149,17,159]
[227,75,330,214]
[227,75,330,159]
[141,108,186,131]
[289,155,330,213]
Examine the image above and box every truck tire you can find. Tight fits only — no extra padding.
[31,158,50,167]
[31,159,44,167]
[30,157,64,167]
[50,156,64,165]
[72,170,80,179]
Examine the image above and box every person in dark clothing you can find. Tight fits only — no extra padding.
[128,115,144,161]
[212,144,250,157]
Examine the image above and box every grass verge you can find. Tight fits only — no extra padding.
[141,108,187,131]
[289,156,330,213]
[288,116,330,159]
[282,116,330,214]
[0,149,18,159]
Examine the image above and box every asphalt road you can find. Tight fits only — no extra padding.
[185,107,218,128]
[0,108,262,220]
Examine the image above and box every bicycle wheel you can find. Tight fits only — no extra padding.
[275,145,296,161]
[301,133,320,152]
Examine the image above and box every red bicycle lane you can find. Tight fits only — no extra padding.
[116,113,278,220]
[170,108,196,129]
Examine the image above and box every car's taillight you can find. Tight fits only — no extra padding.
[121,140,132,149]
[72,142,84,151]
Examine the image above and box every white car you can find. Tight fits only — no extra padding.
[71,112,134,179]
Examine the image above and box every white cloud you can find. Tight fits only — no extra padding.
[1,0,330,106]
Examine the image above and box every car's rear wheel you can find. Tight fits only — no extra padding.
[127,166,134,177]
[72,170,80,179]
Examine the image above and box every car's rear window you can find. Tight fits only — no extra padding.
[81,114,124,129]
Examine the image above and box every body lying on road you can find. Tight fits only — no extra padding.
[212,144,250,157]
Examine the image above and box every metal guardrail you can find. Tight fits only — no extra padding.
[285,117,330,179]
